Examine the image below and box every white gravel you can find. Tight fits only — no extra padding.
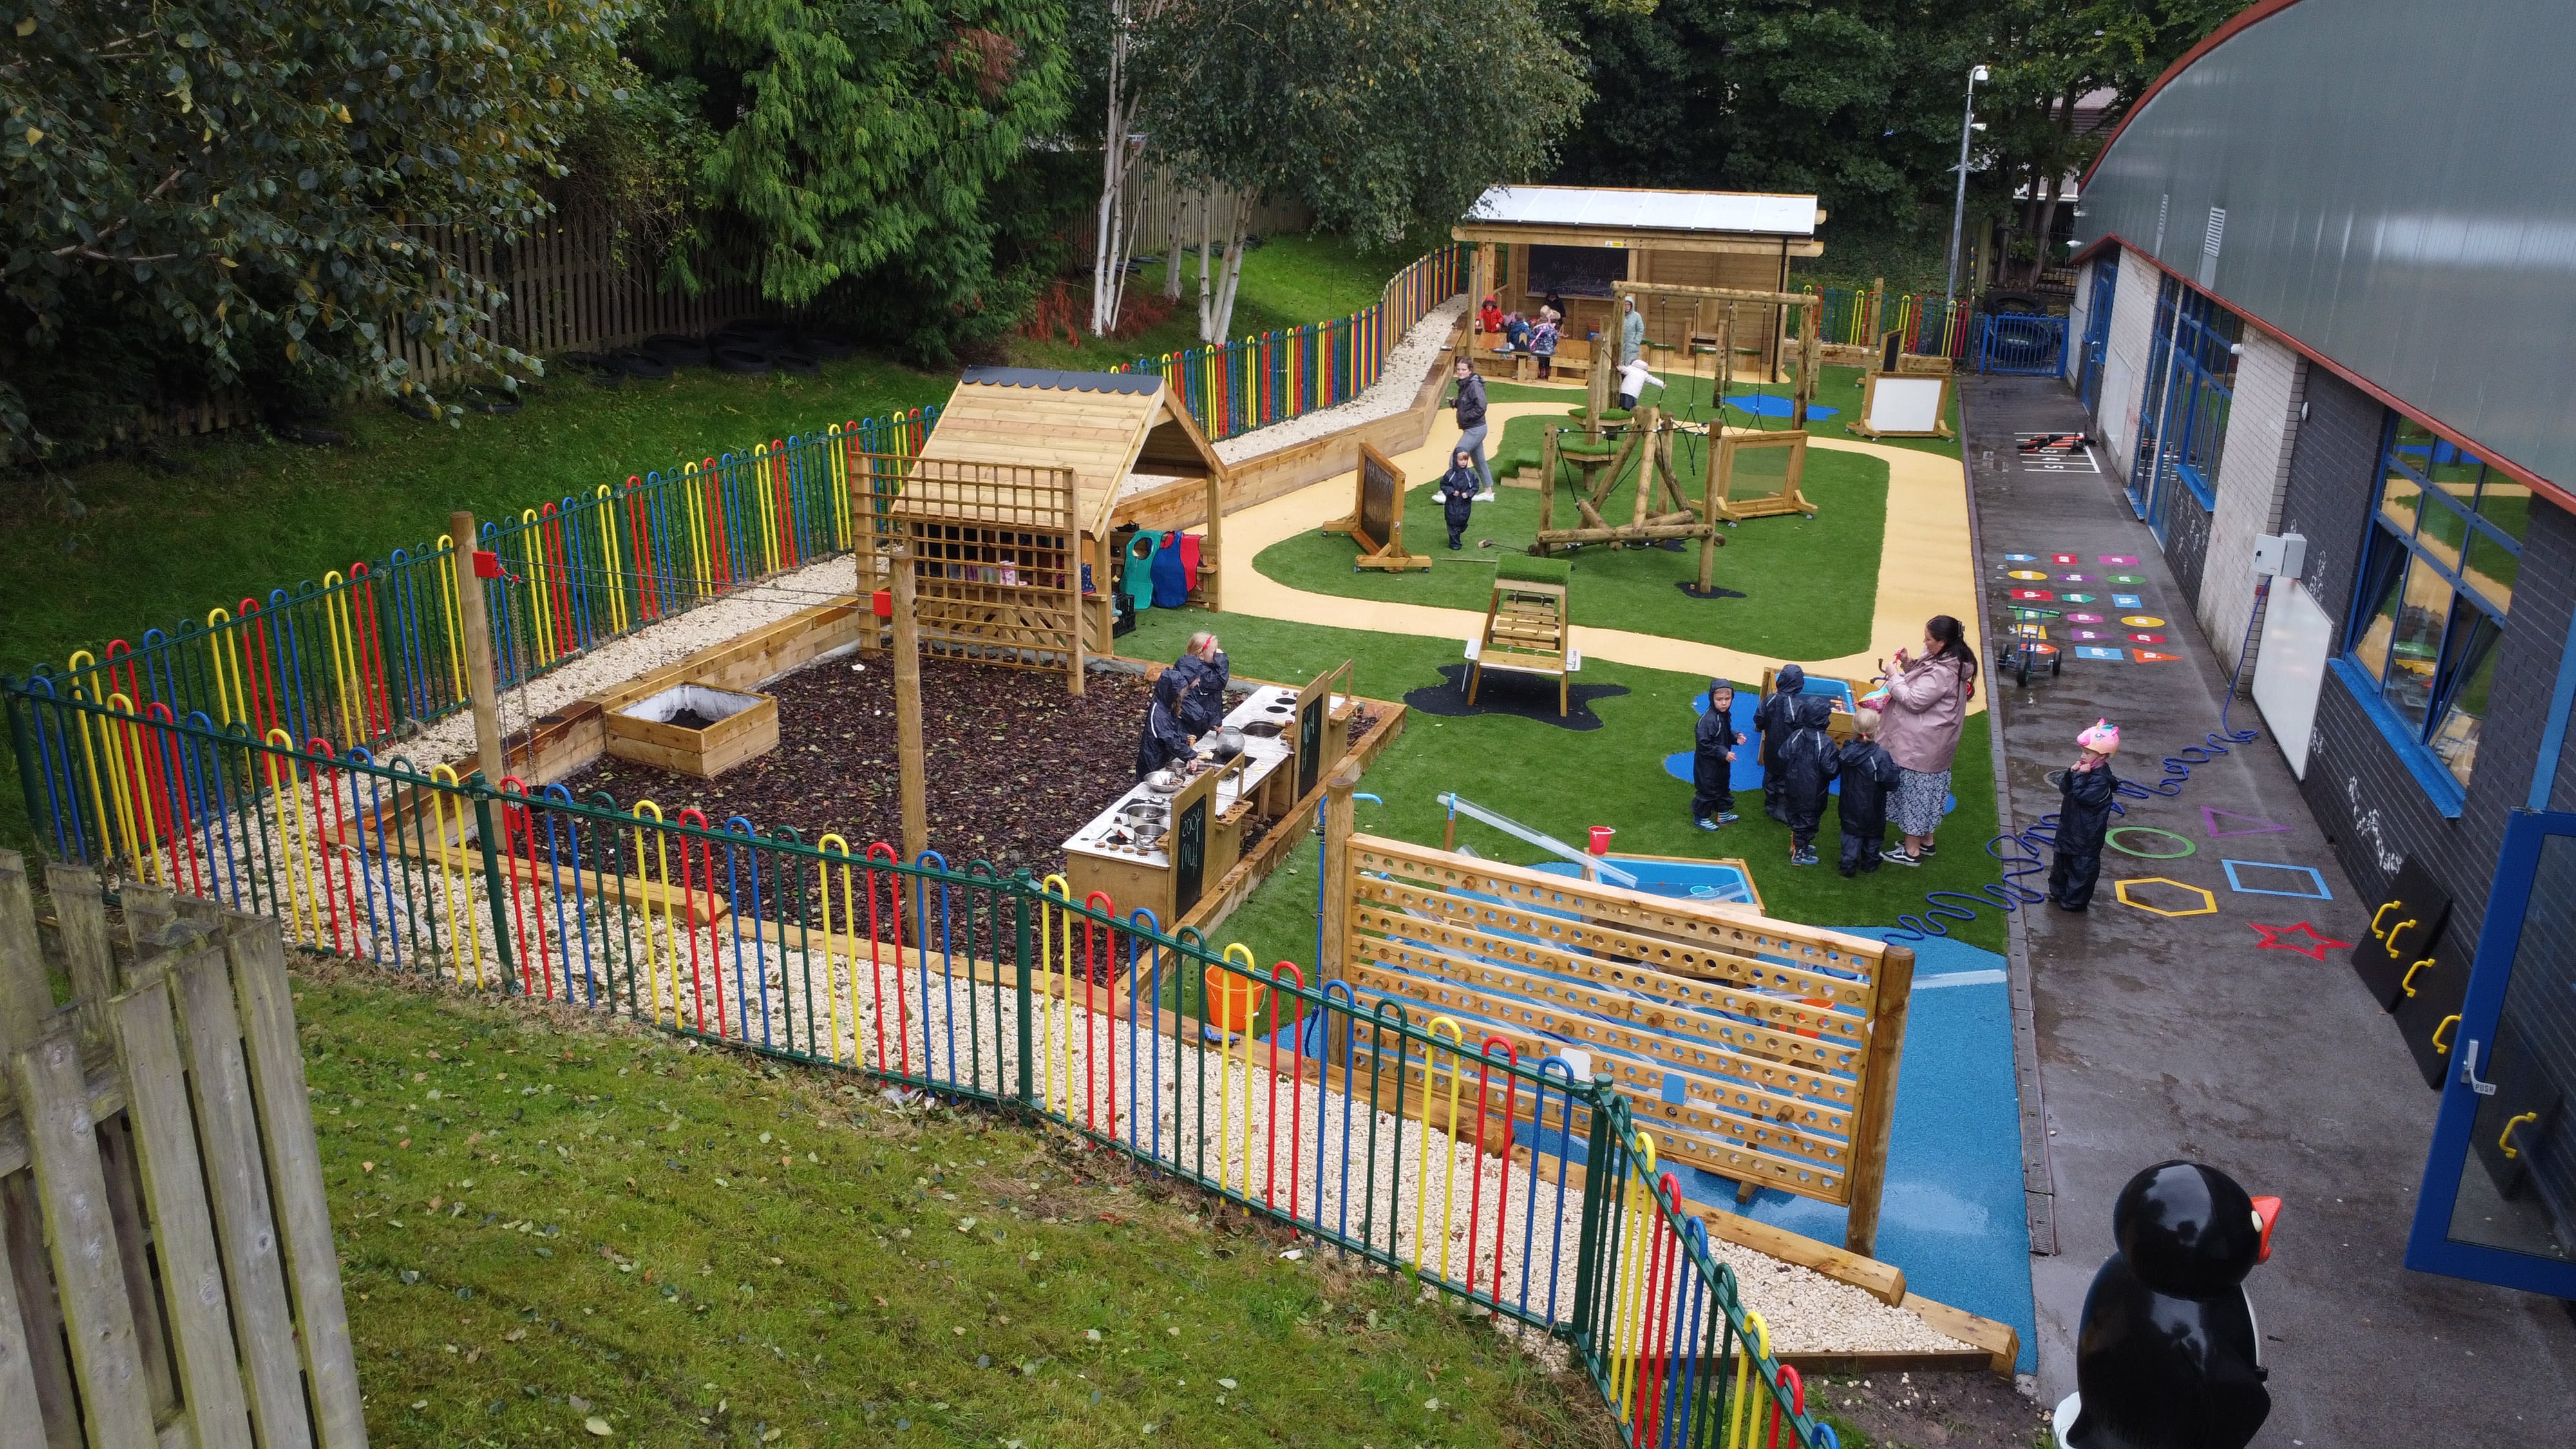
[168,784,1962,1359]
[1211,296,1468,466]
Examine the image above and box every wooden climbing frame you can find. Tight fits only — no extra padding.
[1466,555,1578,715]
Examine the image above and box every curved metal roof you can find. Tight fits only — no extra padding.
[2075,0,2576,493]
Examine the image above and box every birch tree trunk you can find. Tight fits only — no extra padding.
[1195,189,1217,339]
[1088,0,1164,336]
[1206,206,1250,344]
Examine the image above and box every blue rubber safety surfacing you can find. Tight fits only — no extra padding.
[1723,394,1841,420]
[1512,931,2036,1371]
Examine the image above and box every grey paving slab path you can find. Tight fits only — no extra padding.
[1959,374,2576,1444]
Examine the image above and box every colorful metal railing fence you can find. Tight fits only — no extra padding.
[1115,245,1469,441]
[1805,286,1974,361]
[12,409,936,786]
[0,687,1839,1449]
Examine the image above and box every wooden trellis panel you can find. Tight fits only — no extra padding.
[887,459,1084,689]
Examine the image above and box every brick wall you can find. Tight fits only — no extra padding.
[2282,368,2576,957]
[2096,247,2162,464]
[2199,334,2306,685]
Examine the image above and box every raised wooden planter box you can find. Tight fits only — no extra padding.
[605,683,779,779]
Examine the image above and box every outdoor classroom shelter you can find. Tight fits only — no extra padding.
[1454,184,1826,380]
[913,367,1229,676]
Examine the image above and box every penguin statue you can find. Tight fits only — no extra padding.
[2052,1160,2282,1449]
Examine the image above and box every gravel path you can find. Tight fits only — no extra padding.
[1211,296,1468,466]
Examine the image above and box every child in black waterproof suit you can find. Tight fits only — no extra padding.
[1692,680,1746,829]
[1753,665,1810,823]
[2050,720,2123,909]
[1432,450,1479,551]
[1776,692,1839,866]
[1833,706,1902,876]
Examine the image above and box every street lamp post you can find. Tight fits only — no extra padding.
[1942,64,1991,313]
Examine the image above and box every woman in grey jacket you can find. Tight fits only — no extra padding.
[1874,615,1976,866]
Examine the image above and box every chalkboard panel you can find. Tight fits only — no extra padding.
[1174,796,1209,913]
[1358,444,1400,550]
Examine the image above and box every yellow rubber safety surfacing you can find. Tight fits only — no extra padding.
[2114,876,2219,918]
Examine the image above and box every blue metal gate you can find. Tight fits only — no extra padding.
[2076,261,2119,411]
[1976,313,2067,375]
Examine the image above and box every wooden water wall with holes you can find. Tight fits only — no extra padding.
[0,853,366,1449]
[1331,837,1914,1256]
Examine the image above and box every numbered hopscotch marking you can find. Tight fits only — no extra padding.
[2017,435,2098,473]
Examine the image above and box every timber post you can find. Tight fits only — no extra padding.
[891,534,929,867]
[449,511,505,780]
[1844,940,1917,1258]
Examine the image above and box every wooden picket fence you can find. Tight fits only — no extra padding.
[0,853,365,1449]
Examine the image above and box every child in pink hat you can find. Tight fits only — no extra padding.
[2050,719,2123,910]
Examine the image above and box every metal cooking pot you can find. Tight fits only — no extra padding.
[1143,770,1185,794]
[1206,726,1247,762]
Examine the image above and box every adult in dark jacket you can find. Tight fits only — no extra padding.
[1692,680,1746,828]
[2050,721,2123,909]
[1134,662,1198,780]
[1753,665,1809,823]
[1833,709,1902,876]
[1450,359,1493,498]
[1172,632,1229,735]
[1776,693,1840,866]
[1432,450,1479,550]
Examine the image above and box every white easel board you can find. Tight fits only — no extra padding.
[2253,579,2333,779]
[1857,374,1951,438]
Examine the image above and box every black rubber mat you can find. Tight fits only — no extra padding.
[1401,664,1630,732]
[1675,581,1748,600]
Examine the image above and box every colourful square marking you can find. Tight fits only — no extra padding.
[2099,554,2138,565]
[2052,553,2080,565]
[2011,589,2055,601]
[2067,612,2105,623]
[2112,592,2143,609]
[2076,646,2129,661]
[2061,573,2092,582]
[2107,573,2145,584]
[2070,629,2111,641]
[2011,607,2063,621]
[2128,632,2168,644]
[2222,860,2333,900]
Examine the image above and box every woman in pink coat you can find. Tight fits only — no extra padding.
[1874,615,1976,866]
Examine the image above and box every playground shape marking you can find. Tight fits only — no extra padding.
[2248,920,2353,960]
[2070,629,2111,641]
[2011,589,2056,601]
[2116,877,2219,917]
[2067,612,2105,623]
[2202,806,2291,838]
[2008,569,2050,580]
[2121,615,2166,628]
[2222,860,2333,900]
[2099,554,2138,565]
[2060,592,2099,603]
[2075,646,2128,662]
[2012,607,2063,621]
[2107,826,2196,859]
[2127,632,2168,644]
[2134,649,2183,663]
[2060,572,2092,582]
[2106,573,2146,585]
[2051,553,2081,565]
[2005,553,2040,563]
[2015,435,2100,473]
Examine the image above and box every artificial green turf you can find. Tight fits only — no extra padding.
[1008,235,1411,374]
[302,963,1615,1449]
[1121,609,2006,962]
[1250,448,1886,659]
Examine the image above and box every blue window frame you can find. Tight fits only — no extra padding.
[2127,277,2240,536]
[2338,412,2522,801]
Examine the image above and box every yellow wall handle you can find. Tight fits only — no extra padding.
[2432,1014,2461,1054]
[2382,920,2416,958]
[2371,900,2400,938]
[2400,958,2435,998]
[2499,1112,2538,1160]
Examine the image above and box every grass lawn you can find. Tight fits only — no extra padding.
[303,961,1616,1449]
[1009,235,1412,374]
[1116,608,2006,963]
[1251,446,1886,659]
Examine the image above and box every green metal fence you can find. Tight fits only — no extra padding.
[3,686,1837,1448]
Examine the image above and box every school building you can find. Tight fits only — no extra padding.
[2063,0,2576,1296]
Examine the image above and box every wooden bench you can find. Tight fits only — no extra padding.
[1465,556,1578,715]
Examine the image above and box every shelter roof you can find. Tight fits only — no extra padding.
[1463,185,1821,238]
[918,368,1223,535]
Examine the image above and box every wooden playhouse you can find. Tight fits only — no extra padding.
[913,367,1231,673]
[1454,185,1826,382]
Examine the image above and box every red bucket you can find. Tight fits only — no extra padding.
[1587,826,1615,856]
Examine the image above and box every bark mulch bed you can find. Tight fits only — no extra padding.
[562,657,1155,876]
[1806,1369,2049,1448]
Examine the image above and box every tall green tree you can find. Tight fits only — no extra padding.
[1133,0,1589,341]
[1,0,636,462]
[639,0,1077,360]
